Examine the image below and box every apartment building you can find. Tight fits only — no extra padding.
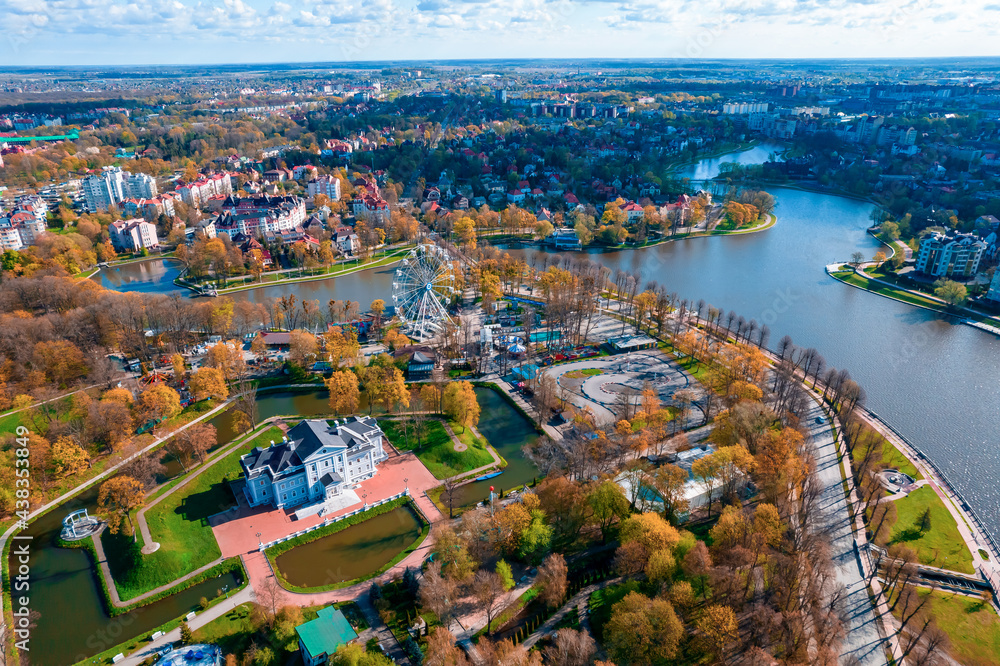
[915,231,986,278]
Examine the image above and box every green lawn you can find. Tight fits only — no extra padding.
[889,485,974,574]
[0,410,23,436]
[381,418,495,479]
[106,425,286,600]
[851,431,921,480]
[565,368,603,379]
[906,589,1000,666]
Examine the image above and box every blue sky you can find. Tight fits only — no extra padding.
[0,0,993,66]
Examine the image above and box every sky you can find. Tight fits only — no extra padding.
[1,0,998,66]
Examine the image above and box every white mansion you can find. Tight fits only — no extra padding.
[240,417,387,510]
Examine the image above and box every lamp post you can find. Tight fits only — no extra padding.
[256,531,262,549]
[404,477,409,493]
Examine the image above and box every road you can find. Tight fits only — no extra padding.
[804,398,888,666]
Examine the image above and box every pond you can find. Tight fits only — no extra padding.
[273,505,422,589]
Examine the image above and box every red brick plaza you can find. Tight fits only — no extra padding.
[212,443,442,559]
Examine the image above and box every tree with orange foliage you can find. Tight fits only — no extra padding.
[98,476,145,538]
[189,367,228,401]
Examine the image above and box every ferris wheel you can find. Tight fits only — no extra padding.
[392,244,457,341]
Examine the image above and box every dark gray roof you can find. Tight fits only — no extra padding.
[320,471,343,487]
[242,417,382,478]
[242,443,301,477]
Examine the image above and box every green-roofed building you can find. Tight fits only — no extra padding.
[295,606,359,666]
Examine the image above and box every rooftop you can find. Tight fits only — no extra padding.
[296,607,358,659]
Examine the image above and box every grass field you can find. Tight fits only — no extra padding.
[850,430,921,480]
[381,418,495,479]
[565,368,604,379]
[889,485,974,574]
[904,589,1000,666]
[106,425,285,600]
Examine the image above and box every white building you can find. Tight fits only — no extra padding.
[240,417,387,510]
[307,175,342,201]
[82,167,158,212]
[914,231,986,278]
[176,173,233,208]
[110,218,159,252]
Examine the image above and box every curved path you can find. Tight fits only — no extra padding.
[544,350,705,427]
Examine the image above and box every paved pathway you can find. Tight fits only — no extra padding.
[521,577,620,649]
[804,397,892,666]
[117,584,256,666]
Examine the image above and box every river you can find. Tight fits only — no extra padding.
[515,143,1000,548]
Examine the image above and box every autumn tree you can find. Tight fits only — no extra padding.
[189,367,229,401]
[537,553,569,609]
[32,340,88,386]
[605,592,684,664]
[138,383,181,429]
[442,381,480,433]
[205,341,246,382]
[649,463,690,524]
[171,353,186,379]
[587,479,630,542]
[543,629,597,666]
[419,561,458,625]
[288,329,318,367]
[49,436,88,478]
[325,370,360,416]
[424,626,470,666]
[98,475,145,538]
[697,604,739,661]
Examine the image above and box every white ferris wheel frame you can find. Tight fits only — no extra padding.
[391,244,456,341]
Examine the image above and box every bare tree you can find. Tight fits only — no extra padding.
[473,569,507,635]
[543,629,597,666]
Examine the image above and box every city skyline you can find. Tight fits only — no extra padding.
[2,0,998,66]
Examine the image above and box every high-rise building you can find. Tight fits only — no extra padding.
[82,167,158,212]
